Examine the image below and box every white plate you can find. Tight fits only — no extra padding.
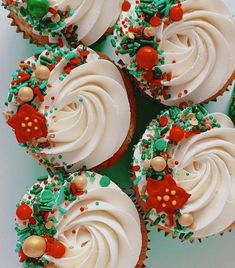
[0,1,234,267]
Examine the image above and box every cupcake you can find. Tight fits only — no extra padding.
[113,0,235,105]
[132,104,235,240]
[3,0,126,46]
[4,45,136,172]
[15,171,147,267]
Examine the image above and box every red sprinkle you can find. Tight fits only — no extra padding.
[159,116,168,127]
[132,165,140,172]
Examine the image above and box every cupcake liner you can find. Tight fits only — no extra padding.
[8,10,115,48]
[8,11,49,46]
[125,188,151,268]
[202,71,235,104]
[131,70,235,107]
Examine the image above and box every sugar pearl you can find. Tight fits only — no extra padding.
[35,65,50,80]
[22,236,46,258]
[178,213,194,227]
[151,156,166,171]
[18,87,34,102]
[74,175,88,190]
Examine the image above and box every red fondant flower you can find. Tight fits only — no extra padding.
[146,174,191,224]
[8,104,47,143]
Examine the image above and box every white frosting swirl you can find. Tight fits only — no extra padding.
[158,0,235,105]
[39,48,131,170]
[43,172,142,268]
[49,0,123,45]
[171,113,235,237]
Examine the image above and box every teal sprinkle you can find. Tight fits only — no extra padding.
[59,207,67,215]
[69,9,75,16]
[57,186,65,206]
[65,51,79,60]
[133,176,142,185]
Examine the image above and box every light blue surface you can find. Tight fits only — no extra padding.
[0,1,235,267]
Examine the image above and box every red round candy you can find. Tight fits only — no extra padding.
[150,15,161,27]
[47,241,66,258]
[169,6,184,21]
[169,126,185,142]
[159,116,168,127]
[122,1,131,12]
[16,203,32,220]
[136,46,158,69]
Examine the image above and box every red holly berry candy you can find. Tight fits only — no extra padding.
[16,203,32,220]
[169,6,184,21]
[136,46,158,69]
[47,241,66,258]
[122,1,131,12]
[150,15,161,27]
[159,116,168,127]
[169,126,185,142]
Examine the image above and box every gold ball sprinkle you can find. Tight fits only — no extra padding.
[35,65,50,80]
[172,200,177,206]
[22,236,46,258]
[18,87,34,102]
[157,196,162,201]
[74,175,88,190]
[178,213,194,227]
[151,156,167,172]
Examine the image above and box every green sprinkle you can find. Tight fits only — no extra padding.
[154,139,167,151]
[40,189,54,203]
[57,186,65,206]
[59,207,67,215]
[99,176,111,187]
